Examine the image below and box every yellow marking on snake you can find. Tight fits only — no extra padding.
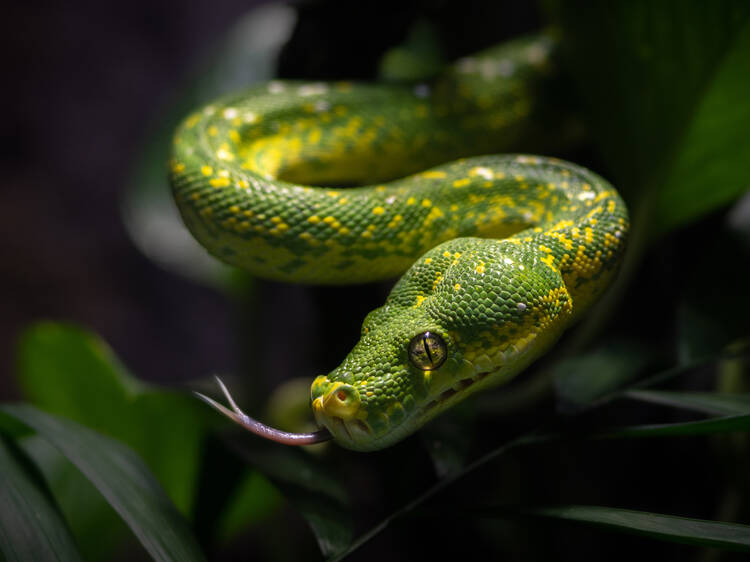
[171,32,629,451]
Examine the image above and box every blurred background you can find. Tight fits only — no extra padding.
[2,0,750,560]
[0,0,543,394]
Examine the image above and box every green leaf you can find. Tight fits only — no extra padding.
[0,404,205,562]
[554,339,654,408]
[19,435,128,561]
[378,20,444,82]
[420,417,471,479]
[214,470,282,544]
[189,435,281,549]
[16,321,281,553]
[550,1,750,234]
[528,505,750,552]
[333,432,548,561]
[0,436,82,562]
[334,353,750,558]
[653,21,750,233]
[676,230,750,363]
[15,322,212,515]
[231,443,352,559]
[420,398,477,478]
[602,414,750,439]
[16,322,143,432]
[625,390,750,416]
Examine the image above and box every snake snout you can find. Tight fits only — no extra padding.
[312,382,361,421]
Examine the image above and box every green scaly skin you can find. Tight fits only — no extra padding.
[170,33,629,451]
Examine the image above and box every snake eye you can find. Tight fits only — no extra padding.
[408,331,447,370]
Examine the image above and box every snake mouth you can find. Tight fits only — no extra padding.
[329,416,373,442]
[423,369,494,414]
[333,370,496,449]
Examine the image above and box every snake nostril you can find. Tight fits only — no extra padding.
[319,384,361,419]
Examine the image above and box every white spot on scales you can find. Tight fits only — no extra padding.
[298,83,328,97]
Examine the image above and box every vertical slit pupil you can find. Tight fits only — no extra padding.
[423,334,434,365]
[409,331,446,371]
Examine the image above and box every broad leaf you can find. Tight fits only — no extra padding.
[378,20,443,82]
[16,322,282,552]
[0,404,205,562]
[16,322,212,514]
[550,1,750,234]
[653,21,750,233]
[214,470,282,544]
[554,339,653,409]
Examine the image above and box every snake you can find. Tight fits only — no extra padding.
[169,33,629,451]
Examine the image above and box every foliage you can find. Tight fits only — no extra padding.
[3,1,750,560]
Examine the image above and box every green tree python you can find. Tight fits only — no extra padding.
[169,33,629,451]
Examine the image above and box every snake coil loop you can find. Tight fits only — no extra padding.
[171,33,629,450]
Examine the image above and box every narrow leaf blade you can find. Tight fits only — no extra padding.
[16,322,214,515]
[0,436,82,562]
[603,414,750,439]
[625,390,750,416]
[529,505,750,551]
[0,404,205,562]
[230,442,352,559]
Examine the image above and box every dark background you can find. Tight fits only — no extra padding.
[1,0,257,393]
[0,0,540,396]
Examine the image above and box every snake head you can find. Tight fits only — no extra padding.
[308,294,482,451]
[198,240,573,451]
[309,238,573,451]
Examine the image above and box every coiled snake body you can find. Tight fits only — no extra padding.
[170,34,629,451]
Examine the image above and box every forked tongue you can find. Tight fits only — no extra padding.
[194,376,332,445]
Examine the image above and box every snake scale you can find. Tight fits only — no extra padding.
[169,33,629,451]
